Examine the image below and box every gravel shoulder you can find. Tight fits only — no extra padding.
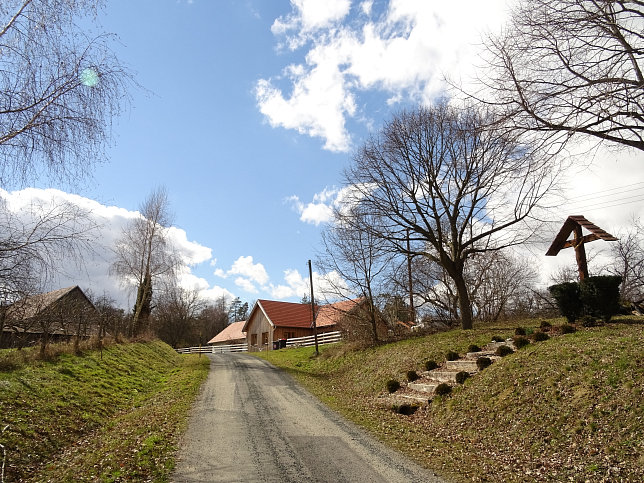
[172,353,443,483]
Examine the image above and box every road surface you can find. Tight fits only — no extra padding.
[172,353,443,482]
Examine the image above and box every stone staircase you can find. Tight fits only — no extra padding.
[382,338,516,405]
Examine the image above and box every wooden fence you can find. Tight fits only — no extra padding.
[285,331,342,348]
[175,331,342,354]
[175,343,248,354]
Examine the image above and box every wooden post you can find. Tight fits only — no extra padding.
[573,225,589,280]
[308,260,319,355]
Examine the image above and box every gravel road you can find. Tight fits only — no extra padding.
[172,353,443,483]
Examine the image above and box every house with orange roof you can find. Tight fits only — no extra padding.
[242,298,386,351]
[207,320,246,346]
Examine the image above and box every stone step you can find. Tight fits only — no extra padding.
[465,351,496,360]
[407,382,439,393]
[426,370,460,383]
[399,394,431,403]
[445,359,479,372]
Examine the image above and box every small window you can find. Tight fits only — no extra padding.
[262,332,269,345]
[285,331,295,339]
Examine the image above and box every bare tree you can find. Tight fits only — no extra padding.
[0,193,95,305]
[344,102,557,329]
[0,0,130,187]
[153,284,205,348]
[111,188,180,335]
[317,206,395,342]
[607,218,644,303]
[482,0,644,152]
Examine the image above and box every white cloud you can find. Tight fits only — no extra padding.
[257,0,509,152]
[0,188,225,308]
[268,267,348,300]
[287,184,370,225]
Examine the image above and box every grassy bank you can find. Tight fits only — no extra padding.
[0,340,209,482]
[257,318,643,482]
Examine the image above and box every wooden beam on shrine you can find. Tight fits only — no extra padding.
[545,215,618,281]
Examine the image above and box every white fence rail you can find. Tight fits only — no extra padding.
[175,331,342,354]
[176,343,248,354]
[286,331,342,348]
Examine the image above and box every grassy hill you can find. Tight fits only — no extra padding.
[257,318,643,482]
[0,340,209,482]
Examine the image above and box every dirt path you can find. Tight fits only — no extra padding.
[172,353,443,482]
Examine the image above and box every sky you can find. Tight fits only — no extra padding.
[4,0,644,310]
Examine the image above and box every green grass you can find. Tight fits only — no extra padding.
[256,318,644,482]
[0,340,209,482]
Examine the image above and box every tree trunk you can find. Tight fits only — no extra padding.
[452,269,474,330]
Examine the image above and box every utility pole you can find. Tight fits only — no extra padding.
[308,259,319,355]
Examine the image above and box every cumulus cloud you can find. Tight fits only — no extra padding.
[213,255,269,293]
[0,188,224,308]
[268,268,348,300]
[256,0,508,152]
[287,184,370,225]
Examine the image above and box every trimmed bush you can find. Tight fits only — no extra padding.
[539,320,552,331]
[392,403,420,415]
[386,379,400,393]
[548,282,582,323]
[446,350,459,361]
[579,315,600,327]
[514,327,526,336]
[579,275,622,322]
[476,356,492,370]
[434,383,452,396]
[495,345,514,357]
[407,370,419,382]
[560,324,576,334]
[513,336,530,349]
[491,335,505,343]
[424,360,438,371]
[467,344,481,353]
[455,371,470,384]
[532,331,549,342]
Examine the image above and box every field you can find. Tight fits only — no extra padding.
[257,318,644,482]
[0,340,209,482]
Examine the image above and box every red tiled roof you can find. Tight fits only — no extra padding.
[244,298,363,331]
[256,299,314,328]
[208,321,246,344]
[315,299,361,327]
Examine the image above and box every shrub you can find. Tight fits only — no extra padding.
[491,335,505,343]
[455,371,470,384]
[579,315,600,327]
[539,320,552,331]
[476,357,492,370]
[579,275,622,322]
[548,282,582,323]
[424,360,438,371]
[513,336,530,349]
[434,383,452,396]
[446,350,459,361]
[560,324,576,334]
[532,331,549,342]
[386,379,400,393]
[392,403,420,415]
[514,327,526,336]
[495,345,514,357]
[467,344,481,353]
[407,370,419,382]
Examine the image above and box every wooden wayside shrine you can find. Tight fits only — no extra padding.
[546,215,618,280]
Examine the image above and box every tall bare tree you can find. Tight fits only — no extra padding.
[0,0,130,187]
[111,188,179,335]
[318,206,395,342]
[607,218,644,303]
[482,0,644,152]
[344,102,556,329]
[154,284,205,348]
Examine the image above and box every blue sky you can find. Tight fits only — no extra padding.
[6,0,644,309]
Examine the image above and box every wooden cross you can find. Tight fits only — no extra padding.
[545,215,617,280]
